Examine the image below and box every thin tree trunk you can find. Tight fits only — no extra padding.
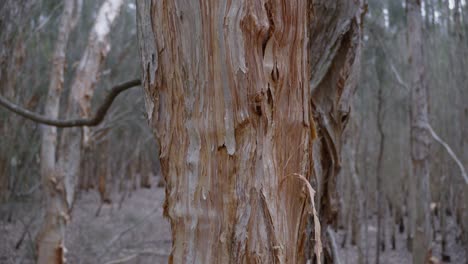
[140,152,152,189]
[375,94,384,264]
[440,194,451,262]
[347,120,365,264]
[375,47,385,264]
[407,170,414,253]
[390,201,396,250]
[137,0,365,263]
[452,3,468,260]
[424,0,431,27]
[37,1,123,263]
[461,187,468,264]
[363,144,370,264]
[98,138,112,203]
[36,1,76,263]
[57,0,123,209]
[408,1,432,263]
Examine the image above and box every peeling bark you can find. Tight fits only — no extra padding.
[58,0,124,208]
[137,0,364,263]
[308,1,365,261]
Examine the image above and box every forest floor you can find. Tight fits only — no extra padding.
[0,179,466,264]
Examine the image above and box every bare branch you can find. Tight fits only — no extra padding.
[389,63,409,91]
[425,123,468,185]
[0,79,141,127]
[369,26,409,91]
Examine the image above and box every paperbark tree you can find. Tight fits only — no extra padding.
[407,0,432,263]
[57,0,123,211]
[36,0,123,263]
[36,1,77,262]
[137,0,365,263]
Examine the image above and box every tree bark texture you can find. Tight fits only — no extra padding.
[407,0,432,263]
[137,0,364,263]
[307,2,365,261]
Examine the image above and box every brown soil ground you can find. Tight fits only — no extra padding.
[0,183,466,263]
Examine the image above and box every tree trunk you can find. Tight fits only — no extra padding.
[57,0,123,210]
[36,1,123,263]
[375,45,386,264]
[137,0,364,263]
[36,1,77,263]
[408,0,432,263]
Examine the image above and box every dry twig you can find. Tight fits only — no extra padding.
[0,79,141,127]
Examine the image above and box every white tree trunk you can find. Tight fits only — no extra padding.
[36,1,76,263]
[37,1,123,263]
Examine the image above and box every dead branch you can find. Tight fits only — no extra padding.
[0,79,141,127]
[425,123,468,185]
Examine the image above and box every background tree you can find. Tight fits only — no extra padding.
[407,0,432,263]
[36,0,127,263]
[36,0,77,262]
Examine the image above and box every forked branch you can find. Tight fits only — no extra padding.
[0,79,141,127]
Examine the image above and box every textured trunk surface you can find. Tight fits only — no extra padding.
[137,0,364,263]
[407,1,432,263]
[304,1,364,261]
